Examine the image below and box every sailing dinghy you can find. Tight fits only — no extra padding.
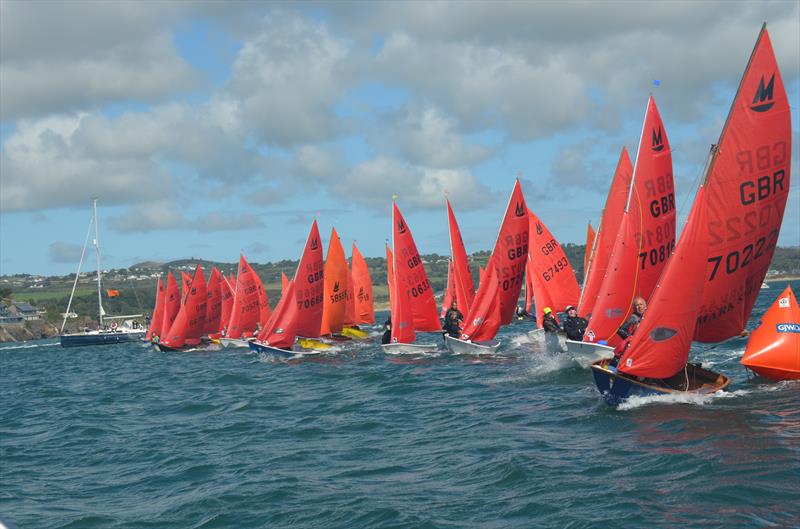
[293,220,331,351]
[341,242,373,340]
[444,259,503,354]
[571,96,675,362]
[249,280,303,358]
[381,209,439,354]
[592,24,790,405]
[525,209,580,354]
[741,285,799,380]
[220,255,268,348]
[157,265,208,352]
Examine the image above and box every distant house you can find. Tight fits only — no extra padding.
[0,303,24,324]
[9,302,40,321]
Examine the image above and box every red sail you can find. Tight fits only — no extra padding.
[446,199,476,313]
[203,267,222,335]
[146,278,165,341]
[389,243,416,344]
[257,280,299,350]
[619,188,710,378]
[294,220,325,338]
[163,265,207,348]
[460,259,502,342]
[392,202,441,332]
[161,272,180,339]
[218,275,234,336]
[524,264,533,314]
[181,272,192,298]
[320,227,348,336]
[226,255,261,339]
[281,272,289,294]
[584,222,595,274]
[441,260,456,318]
[579,148,633,318]
[583,98,675,344]
[694,26,791,342]
[489,180,529,324]
[741,285,800,380]
[526,209,580,326]
[344,266,356,326]
[351,242,374,325]
[256,272,270,328]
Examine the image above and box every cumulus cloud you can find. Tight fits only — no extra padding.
[337,156,494,211]
[48,242,85,264]
[0,1,196,121]
[109,203,263,233]
[378,106,494,168]
[226,12,358,147]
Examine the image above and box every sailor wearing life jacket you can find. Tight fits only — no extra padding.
[617,296,647,340]
[610,296,647,365]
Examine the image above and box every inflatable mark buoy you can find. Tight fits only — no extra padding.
[741,285,800,380]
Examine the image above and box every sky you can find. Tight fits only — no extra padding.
[1,0,798,277]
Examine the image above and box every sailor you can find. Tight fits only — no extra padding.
[381,316,392,345]
[616,296,647,340]
[443,301,464,338]
[541,307,560,334]
[542,307,562,351]
[562,305,588,341]
[610,297,647,366]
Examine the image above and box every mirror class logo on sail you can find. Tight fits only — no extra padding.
[651,127,664,152]
[751,74,775,112]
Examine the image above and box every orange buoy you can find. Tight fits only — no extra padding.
[741,285,800,380]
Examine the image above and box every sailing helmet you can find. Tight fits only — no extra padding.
[543,307,552,314]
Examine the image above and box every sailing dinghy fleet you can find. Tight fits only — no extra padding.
[61,25,792,406]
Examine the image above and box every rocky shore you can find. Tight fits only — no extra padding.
[0,320,61,343]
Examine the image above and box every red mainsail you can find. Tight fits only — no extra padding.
[163,265,207,348]
[160,271,180,339]
[392,203,441,332]
[146,278,165,341]
[294,220,325,338]
[583,97,675,345]
[489,180,529,325]
[226,255,262,339]
[526,209,580,327]
[351,242,375,325]
[446,199,476,313]
[320,227,348,336]
[694,25,791,342]
[579,148,633,318]
[203,267,222,336]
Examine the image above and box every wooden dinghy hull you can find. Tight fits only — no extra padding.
[591,359,731,407]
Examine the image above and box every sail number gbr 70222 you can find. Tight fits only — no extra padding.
[707,228,778,281]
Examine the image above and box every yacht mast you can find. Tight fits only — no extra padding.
[93,198,104,327]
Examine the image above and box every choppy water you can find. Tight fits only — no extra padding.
[2,281,799,529]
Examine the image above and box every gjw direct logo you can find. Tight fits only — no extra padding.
[751,74,775,112]
[651,127,664,152]
[776,323,800,333]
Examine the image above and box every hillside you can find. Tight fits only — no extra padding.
[2,245,797,326]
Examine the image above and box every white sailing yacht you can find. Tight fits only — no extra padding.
[59,199,145,347]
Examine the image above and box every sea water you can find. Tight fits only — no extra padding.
[2,281,799,529]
